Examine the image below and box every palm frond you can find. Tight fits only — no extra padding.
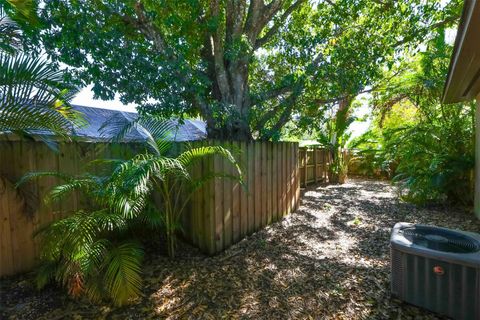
[15,171,72,187]
[38,210,127,260]
[102,241,143,306]
[2,0,40,26]
[35,260,58,289]
[139,117,176,155]
[0,53,81,137]
[16,171,103,205]
[178,145,243,181]
[137,204,164,229]
[99,113,176,156]
[47,178,96,204]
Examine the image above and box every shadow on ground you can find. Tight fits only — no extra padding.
[2,179,479,319]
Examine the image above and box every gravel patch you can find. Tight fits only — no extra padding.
[1,178,480,319]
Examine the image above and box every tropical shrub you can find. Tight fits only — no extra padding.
[348,129,394,178]
[19,120,242,305]
[353,30,475,206]
[388,113,474,205]
[316,98,356,183]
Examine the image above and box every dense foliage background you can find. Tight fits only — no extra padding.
[2,0,471,202]
[349,30,475,206]
[29,0,461,140]
[8,0,470,205]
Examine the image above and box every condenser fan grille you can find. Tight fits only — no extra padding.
[400,226,480,253]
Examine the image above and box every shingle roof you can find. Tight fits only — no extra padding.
[70,105,207,142]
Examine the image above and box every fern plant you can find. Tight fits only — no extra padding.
[19,119,242,306]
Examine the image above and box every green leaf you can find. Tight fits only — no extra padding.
[102,241,144,306]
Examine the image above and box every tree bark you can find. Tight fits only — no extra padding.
[475,94,480,219]
[202,0,305,140]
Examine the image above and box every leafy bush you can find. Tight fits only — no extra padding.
[389,117,474,205]
[352,30,475,206]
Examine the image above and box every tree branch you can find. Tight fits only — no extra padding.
[313,68,404,106]
[244,0,285,45]
[393,15,460,47]
[244,0,265,43]
[253,85,294,104]
[254,103,284,132]
[265,90,301,138]
[226,0,247,41]
[254,0,306,49]
[256,83,303,138]
[130,2,172,56]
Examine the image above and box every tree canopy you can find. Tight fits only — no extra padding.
[33,0,461,140]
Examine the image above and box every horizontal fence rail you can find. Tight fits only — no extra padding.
[0,139,300,276]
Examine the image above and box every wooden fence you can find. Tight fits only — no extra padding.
[0,139,299,276]
[186,141,300,254]
[0,140,136,277]
[298,147,332,187]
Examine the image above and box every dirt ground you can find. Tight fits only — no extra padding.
[2,179,480,319]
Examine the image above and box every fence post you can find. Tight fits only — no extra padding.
[303,148,308,187]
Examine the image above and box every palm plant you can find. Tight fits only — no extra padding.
[0,5,80,141]
[19,119,242,305]
[101,116,243,257]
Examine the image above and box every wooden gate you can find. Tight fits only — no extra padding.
[298,147,332,187]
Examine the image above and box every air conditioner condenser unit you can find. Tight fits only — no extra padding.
[390,222,480,320]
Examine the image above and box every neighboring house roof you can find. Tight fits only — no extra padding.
[443,0,480,103]
[0,104,207,142]
[70,105,207,142]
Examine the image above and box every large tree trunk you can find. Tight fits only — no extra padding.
[206,62,253,140]
[130,0,306,141]
[201,0,254,140]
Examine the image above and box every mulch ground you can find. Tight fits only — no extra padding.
[2,178,480,320]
